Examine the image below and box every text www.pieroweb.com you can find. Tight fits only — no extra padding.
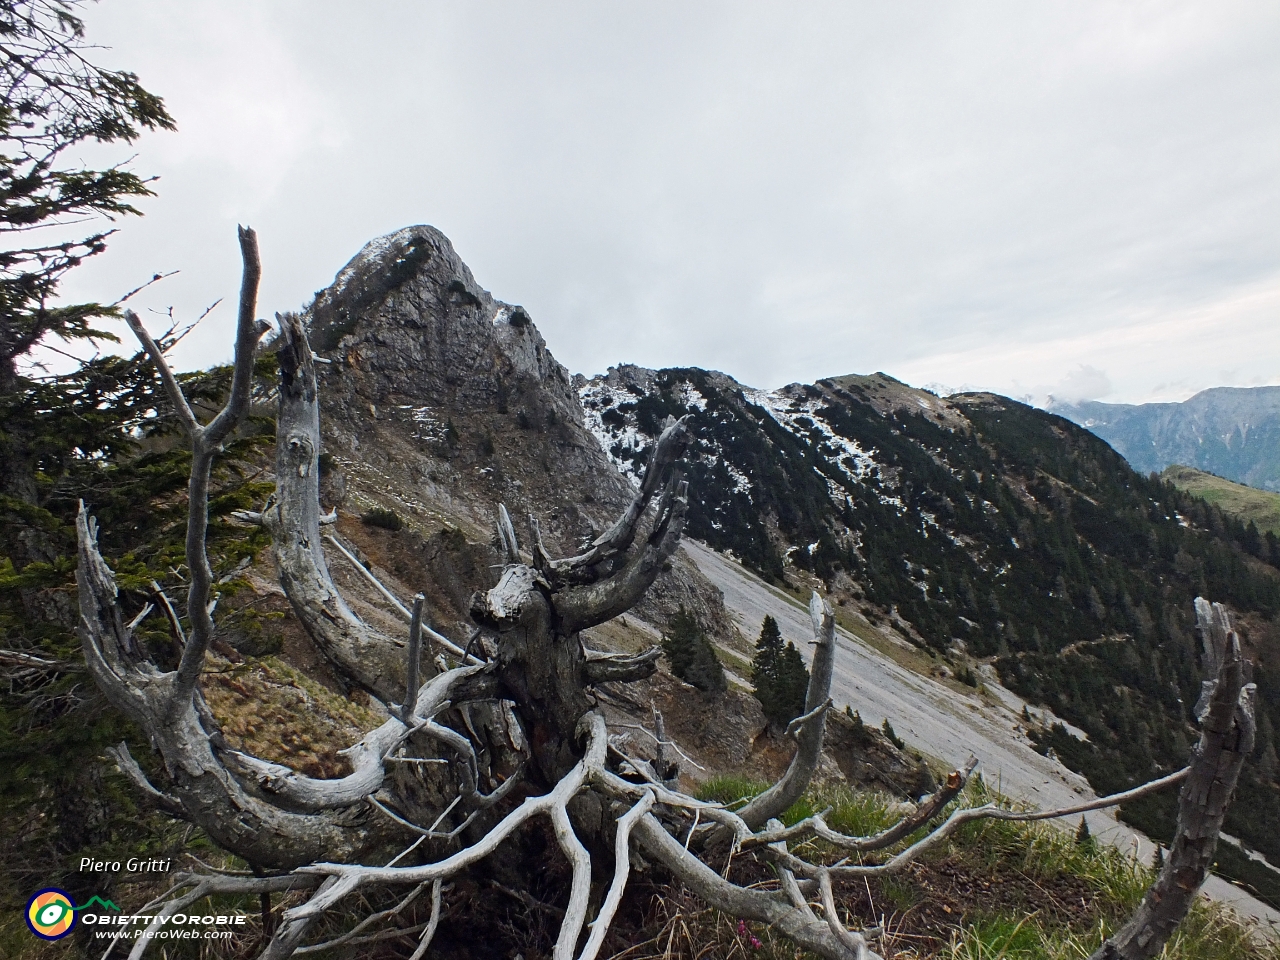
[86,914,247,940]
[94,928,235,941]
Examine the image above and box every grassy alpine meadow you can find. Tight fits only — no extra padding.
[1162,465,1280,537]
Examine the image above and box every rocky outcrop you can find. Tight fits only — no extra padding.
[303,225,736,643]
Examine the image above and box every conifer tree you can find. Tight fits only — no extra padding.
[882,717,905,751]
[751,615,809,727]
[1075,816,1093,848]
[751,614,783,714]
[1,0,175,521]
[661,606,726,693]
[0,0,175,394]
[0,0,178,905]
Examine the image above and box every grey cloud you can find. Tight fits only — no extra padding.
[44,1,1280,406]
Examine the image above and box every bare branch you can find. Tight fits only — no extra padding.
[150,579,185,652]
[404,593,424,724]
[742,757,980,854]
[1090,601,1254,960]
[767,819,815,917]
[578,790,656,960]
[407,880,444,960]
[596,764,752,843]
[544,416,690,582]
[109,269,180,308]
[122,308,198,434]
[321,533,484,670]
[583,646,662,685]
[496,503,520,564]
[326,533,412,619]
[301,712,608,888]
[106,742,184,818]
[818,870,879,960]
[124,230,269,706]
[786,697,833,738]
[203,225,266,445]
[554,474,689,634]
[264,311,425,700]
[121,873,317,960]
[223,664,486,811]
[756,765,1191,883]
[261,875,361,960]
[550,803,591,960]
[293,882,428,955]
[611,721,705,772]
[633,812,880,960]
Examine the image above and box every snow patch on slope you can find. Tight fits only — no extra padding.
[744,387,883,503]
[578,379,646,488]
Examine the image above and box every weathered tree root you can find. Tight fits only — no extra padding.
[79,229,1255,960]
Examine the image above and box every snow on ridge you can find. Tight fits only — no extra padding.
[579,377,888,509]
[577,379,644,488]
[745,388,882,501]
[332,233,397,296]
[679,382,708,412]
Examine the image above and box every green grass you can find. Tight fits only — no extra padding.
[1163,465,1280,536]
[811,783,905,837]
[694,773,769,807]
[684,774,1280,959]
[947,907,1280,960]
[928,778,1278,959]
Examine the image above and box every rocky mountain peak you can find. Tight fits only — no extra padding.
[297,226,734,643]
[303,225,634,547]
[309,225,580,425]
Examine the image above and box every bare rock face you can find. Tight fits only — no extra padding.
[310,226,581,428]
[823,708,936,799]
[311,227,627,532]
[305,225,735,643]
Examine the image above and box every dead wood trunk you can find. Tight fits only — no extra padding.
[266,312,407,702]
[1089,599,1256,960]
[469,417,691,787]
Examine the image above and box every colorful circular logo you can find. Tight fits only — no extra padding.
[26,888,77,940]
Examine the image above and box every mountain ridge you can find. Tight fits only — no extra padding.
[575,359,1280,902]
[1051,385,1280,491]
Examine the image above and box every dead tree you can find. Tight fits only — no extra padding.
[77,229,1256,960]
[1088,599,1256,960]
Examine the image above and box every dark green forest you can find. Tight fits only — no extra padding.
[0,353,275,910]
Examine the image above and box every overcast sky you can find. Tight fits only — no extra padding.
[49,1,1280,406]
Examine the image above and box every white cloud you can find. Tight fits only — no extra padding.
[36,1,1280,407]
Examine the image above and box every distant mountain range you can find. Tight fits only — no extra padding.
[1050,387,1280,491]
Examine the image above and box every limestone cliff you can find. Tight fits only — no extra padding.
[303,225,735,644]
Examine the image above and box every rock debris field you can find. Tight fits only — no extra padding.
[681,539,1280,933]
